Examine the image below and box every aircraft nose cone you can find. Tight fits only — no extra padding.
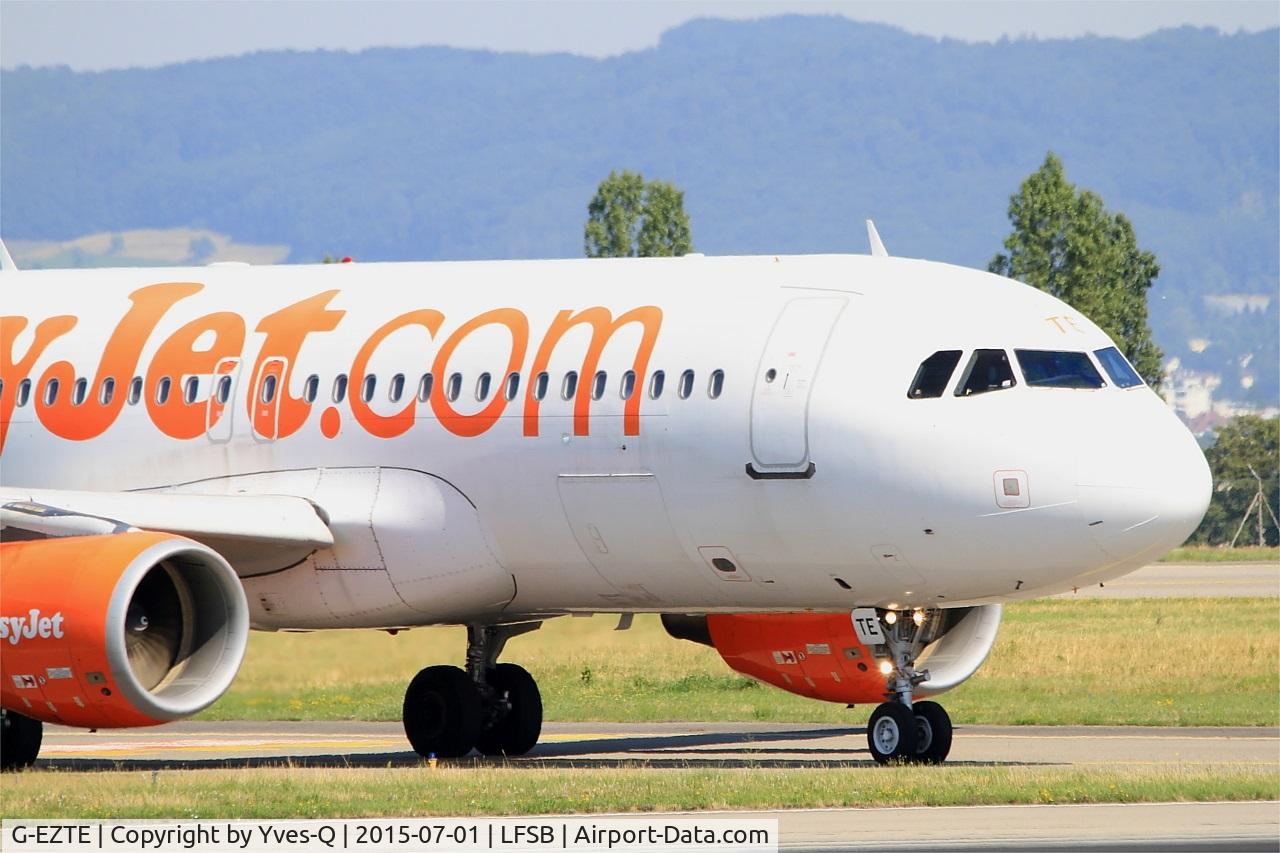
[1078,407,1211,561]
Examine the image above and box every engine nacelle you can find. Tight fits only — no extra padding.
[0,531,248,728]
[663,605,1002,705]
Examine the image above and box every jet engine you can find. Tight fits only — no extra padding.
[663,605,1002,704]
[0,531,248,728]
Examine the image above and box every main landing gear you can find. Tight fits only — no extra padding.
[865,609,954,765]
[402,622,543,759]
[0,708,43,771]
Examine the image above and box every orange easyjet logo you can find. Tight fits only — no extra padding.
[1,284,662,452]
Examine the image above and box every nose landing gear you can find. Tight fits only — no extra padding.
[401,622,543,760]
[864,609,954,765]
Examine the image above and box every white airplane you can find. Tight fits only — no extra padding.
[0,225,1210,769]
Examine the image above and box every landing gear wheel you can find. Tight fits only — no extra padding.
[867,702,918,764]
[475,663,542,757]
[910,700,953,764]
[402,665,482,759]
[1,709,42,771]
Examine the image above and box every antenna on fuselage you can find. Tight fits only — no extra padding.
[0,239,16,272]
[866,220,889,258]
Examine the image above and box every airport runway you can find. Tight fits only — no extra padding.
[688,801,1280,851]
[1052,561,1278,598]
[32,723,1280,850]
[36,720,1280,770]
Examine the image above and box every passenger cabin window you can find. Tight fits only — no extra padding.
[389,373,405,403]
[533,372,549,401]
[418,373,433,402]
[1015,350,1105,389]
[504,372,520,401]
[649,370,665,399]
[677,369,695,399]
[128,377,143,405]
[908,350,962,399]
[955,350,1015,396]
[99,377,115,406]
[332,374,348,403]
[446,373,462,402]
[476,372,492,401]
[183,376,199,404]
[44,378,59,406]
[155,376,172,405]
[708,369,725,399]
[303,374,319,403]
[591,371,607,401]
[261,374,278,404]
[216,375,232,405]
[17,379,31,407]
[360,375,376,403]
[1094,346,1144,388]
[620,370,636,400]
[562,371,579,400]
[72,377,88,406]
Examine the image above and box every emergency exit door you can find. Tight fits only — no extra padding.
[748,297,846,476]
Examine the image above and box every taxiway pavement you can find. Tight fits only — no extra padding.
[36,720,1280,770]
[1051,561,1278,598]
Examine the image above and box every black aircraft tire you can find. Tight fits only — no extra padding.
[911,700,953,764]
[402,665,482,759]
[475,663,542,757]
[867,701,918,764]
[0,709,42,771]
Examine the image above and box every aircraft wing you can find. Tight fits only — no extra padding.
[0,487,333,576]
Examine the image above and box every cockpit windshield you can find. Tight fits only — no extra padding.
[1093,346,1144,388]
[955,349,1016,396]
[1015,350,1105,389]
[908,350,962,398]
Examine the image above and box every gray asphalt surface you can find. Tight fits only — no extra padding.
[1051,561,1278,598]
[37,720,1280,770]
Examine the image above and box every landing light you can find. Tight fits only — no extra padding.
[912,609,926,627]
[884,611,898,625]
[878,661,894,675]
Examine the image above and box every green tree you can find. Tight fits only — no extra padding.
[990,153,1163,386]
[585,171,692,258]
[1191,415,1280,546]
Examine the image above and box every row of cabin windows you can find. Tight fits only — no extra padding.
[2,368,728,408]
[907,346,1144,399]
[326,368,726,405]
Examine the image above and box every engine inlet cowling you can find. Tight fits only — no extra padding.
[0,532,248,728]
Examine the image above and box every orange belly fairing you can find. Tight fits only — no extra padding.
[706,613,890,705]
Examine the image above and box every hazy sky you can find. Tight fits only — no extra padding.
[2,0,1277,71]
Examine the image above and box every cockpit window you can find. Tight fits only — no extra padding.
[1015,350,1105,389]
[1093,346,1144,388]
[955,349,1016,396]
[908,350,962,399]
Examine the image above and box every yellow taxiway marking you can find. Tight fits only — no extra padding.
[40,731,648,757]
[41,740,406,756]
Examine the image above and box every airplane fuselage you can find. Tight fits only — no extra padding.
[1,254,1210,627]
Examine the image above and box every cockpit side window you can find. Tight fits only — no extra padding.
[908,350,962,399]
[1093,346,1144,388]
[1015,350,1105,389]
[955,349,1016,396]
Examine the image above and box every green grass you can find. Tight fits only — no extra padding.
[203,598,1280,727]
[2,765,1274,819]
[1159,546,1279,563]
